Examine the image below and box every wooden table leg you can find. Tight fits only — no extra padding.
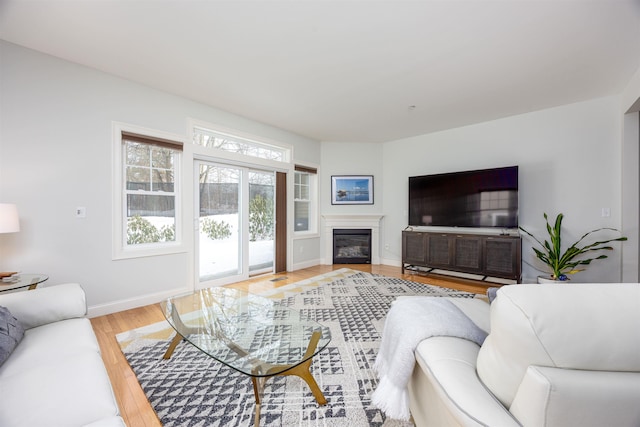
[163,334,183,359]
[263,331,327,405]
[275,356,327,405]
[251,377,263,427]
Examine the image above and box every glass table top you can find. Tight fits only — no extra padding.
[0,274,49,292]
[160,287,331,377]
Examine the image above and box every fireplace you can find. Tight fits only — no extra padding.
[333,229,372,264]
[322,214,383,265]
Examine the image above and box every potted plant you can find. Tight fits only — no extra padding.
[519,213,627,282]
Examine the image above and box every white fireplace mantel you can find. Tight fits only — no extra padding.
[322,214,384,264]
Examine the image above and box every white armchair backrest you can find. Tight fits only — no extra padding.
[476,283,640,407]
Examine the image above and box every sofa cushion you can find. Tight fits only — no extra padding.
[476,283,640,407]
[0,317,100,379]
[0,306,24,366]
[0,352,121,427]
[448,297,491,333]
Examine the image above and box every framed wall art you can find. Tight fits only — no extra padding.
[331,175,374,205]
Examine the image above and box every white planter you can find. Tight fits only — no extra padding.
[537,276,570,284]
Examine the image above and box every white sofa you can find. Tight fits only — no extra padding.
[0,283,126,427]
[408,283,640,427]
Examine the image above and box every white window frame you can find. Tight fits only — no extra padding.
[190,119,292,166]
[112,122,187,260]
[293,165,318,236]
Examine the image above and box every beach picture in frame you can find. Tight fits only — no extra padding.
[331,175,374,205]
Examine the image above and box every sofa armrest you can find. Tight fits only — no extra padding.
[510,366,640,427]
[0,283,87,329]
[410,337,520,427]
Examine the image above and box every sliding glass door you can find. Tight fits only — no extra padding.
[248,170,275,275]
[196,161,275,286]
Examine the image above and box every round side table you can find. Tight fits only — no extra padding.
[0,274,49,292]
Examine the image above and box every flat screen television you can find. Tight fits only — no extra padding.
[408,166,518,228]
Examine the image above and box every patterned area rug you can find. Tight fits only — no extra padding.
[117,269,475,427]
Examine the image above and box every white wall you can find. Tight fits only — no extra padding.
[319,142,384,262]
[621,111,639,282]
[621,63,640,282]
[0,41,320,315]
[622,63,640,114]
[380,96,627,283]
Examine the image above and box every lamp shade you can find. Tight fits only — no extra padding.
[0,204,20,233]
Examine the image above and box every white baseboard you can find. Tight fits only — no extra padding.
[291,258,321,271]
[87,285,190,318]
[380,257,402,267]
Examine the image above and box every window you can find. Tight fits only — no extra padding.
[294,165,317,233]
[113,126,184,259]
[193,126,287,162]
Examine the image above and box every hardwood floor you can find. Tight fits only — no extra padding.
[90,264,493,426]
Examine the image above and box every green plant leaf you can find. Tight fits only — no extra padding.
[520,213,627,278]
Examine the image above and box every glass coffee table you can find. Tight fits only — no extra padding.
[160,287,331,426]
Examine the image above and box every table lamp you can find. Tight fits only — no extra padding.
[0,203,20,278]
[0,204,20,233]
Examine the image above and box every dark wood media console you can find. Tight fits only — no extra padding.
[402,230,522,283]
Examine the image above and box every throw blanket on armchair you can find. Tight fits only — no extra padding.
[372,297,488,421]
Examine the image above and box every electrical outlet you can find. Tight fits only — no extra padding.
[76,207,86,218]
[601,207,611,218]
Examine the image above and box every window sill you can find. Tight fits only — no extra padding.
[112,243,188,260]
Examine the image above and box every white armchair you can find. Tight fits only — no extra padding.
[408,283,640,427]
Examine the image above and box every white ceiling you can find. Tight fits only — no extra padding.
[1,1,639,143]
